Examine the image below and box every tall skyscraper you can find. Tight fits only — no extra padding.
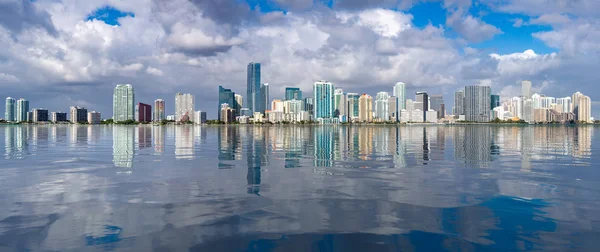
[454,90,465,117]
[415,92,428,121]
[260,83,269,114]
[285,87,302,101]
[393,82,406,121]
[358,94,373,122]
[346,93,360,118]
[218,86,235,119]
[235,94,243,112]
[303,97,314,115]
[313,80,335,119]
[175,93,194,122]
[247,62,261,113]
[522,81,532,99]
[70,106,87,123]
[375,92,389,121]
[113,84,135,122]
[491,94,500,109]
[464,85,491,122]
[16,98,29,122]
[388,96,397,121]
[429,94,444,119]
[153,99,165,122]
[578,95,592,123]
[334,88,346,117]
[135,102,152,123]
[5,97,15,121]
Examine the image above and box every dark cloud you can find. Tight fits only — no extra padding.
[0,0,57,36]
[188,0,255,25]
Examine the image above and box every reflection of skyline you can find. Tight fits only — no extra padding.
[175,126,193,160]
[137,126,152,150]
[153,126,164,154]
[113,126,134,168]
[4,126,28,159]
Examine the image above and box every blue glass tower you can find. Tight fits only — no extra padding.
[218,86,236,119]
[285,87,302,101]
[247,63,261,113]
[313,81,334,119]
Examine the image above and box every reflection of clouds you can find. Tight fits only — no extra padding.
[113,126,134,168]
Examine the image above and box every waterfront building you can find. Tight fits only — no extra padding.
[464,85,491,122]
[175,93,194,122]
[346,93,360,119]
[284,100,303,115]
[388,96,397,121]
[393,82,406,121]
[70,106,87,123]
[577,94,592,123]
[220,104,235,123]
[454,90,464,117]
[303,97,314,116]
[247,62,261,113]
[358,94,373,122]
[135,102,152,123]
[194,111,207,124]
[523,99,533,122]
[153,99,165,122]
[313,80,335,120]
[415,92,428,121]
[426,110,438,123]
[334,88,346,117]
[556,97,572,113]
[51,112,67,123]
[26,111,32,122]
[32,109,48,122]
[218,86,236,118]
[16,98,29,122]
[522,80,532,98]
[113,84,135,122]
[285,87,302,101]
[88,111,101,124]
[491,94,500,109]
[234,94,243,114]
[429,94,445,119]
[5,97,15,121]
[374,92,389,121]
[260,83,269,114]
[271,99,284,112]
[166,115,175,121]
[240,108,252,117]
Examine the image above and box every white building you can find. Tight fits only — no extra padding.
[374,92,390,121]
[175,93,194,122]
[426,110,438,123]
[194,111,207,124]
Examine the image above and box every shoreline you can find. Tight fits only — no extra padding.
[1,123,598,127]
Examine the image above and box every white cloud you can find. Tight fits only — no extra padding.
[529,14,571,26]
[0,73,19,82]
[489,49,559,76]
[446,13,502,43]
[146,66,164,76]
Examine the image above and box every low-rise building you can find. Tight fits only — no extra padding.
[88,111,101,124]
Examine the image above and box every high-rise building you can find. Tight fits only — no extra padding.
[509,97,523,119]
[220,103,235,123]
[175,93,194,122]
[573,93,591,122]
[88,111,101,124]
[375,92,389,121]
[429,94,444,119]
[51,112,67,123]
[26,111,32,122]
[358,94,373,122]
[303,97,314,115]
[194,111,207,124]
[334,88,346,117]
[464,85,491,122]
[70,106,87,123]
[346,93,360,119]
[454,90,464,117]
[522,81,532,99]
[15,98,29,122]
[271,99,284,112]
[393,82,406,120]
[218,86,235,119]
[135,102,152,123]
[235,94,243,113]
[153,99,165,122]
[313,80,335,119]
[260,83,269,114]
[113,84,135,122]
[415,92,428,121]
[247,62,261,113]
[285,87,302,101]
[491,94,500,110]
[556,97,572,113]
[4,97,16,121]
[388,96,397,121]
[32,109,48,122]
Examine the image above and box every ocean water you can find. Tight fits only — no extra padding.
[0,124,599,251]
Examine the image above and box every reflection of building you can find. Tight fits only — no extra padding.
[175,126,193,159]
[175,93,194,122]
[152,126,164,154]
[454,126,492,168]
[358,127,373,160]
[246,127,266,194]
[113,84,135,122]
[4,126,29,159]
[137,126,152,149]
[112,126,135,168]
[314,126,334,166]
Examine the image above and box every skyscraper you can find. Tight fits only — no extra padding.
[16,98,29,122]
[393,82,406,121]
[285,87,302,101]
[247,62,261,113]
[522,80,532,99]
[313,80,335,119]
[358,94,373,122]
[415,92,428,121]
[454,90,465,117]
[153,99,165,122]
[303,97,314,115]
[235,94,243,112]
[375,92,389,121]
[113,84,135,122]
[5,97,15,121]
[218,86,235,119]
[135,102,152,123]
[578,95,592,123]
[260,83,269,114]
[491,94,500,109]
[346,93,360,119]
[429,94,444,119]
[464,85,491,122]
[175,93,194,122]
[334,88,346,117]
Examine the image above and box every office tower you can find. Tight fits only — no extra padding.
[464,85,491,122]
[393,82,406,111]
[175,93,194,122]
[51,112,67,123]
[491,94,500,109]
[375,92,389,121]
[135,102,152,123]
[32,109,48,122]
[220,104,235,123]
[15,98,29,122]
[388,96,397,121]
[429,94,444,119]
[218,86,235,119]
[358,94,373,122]
[556,97,572,113]
[303,97,314,115]
[247,62,261,113]
[523,99,533,122]
[88,111,101,124]
[5,97,15,121]
[415,92,428,121]
[285,87,302,101]
[346,93,360,119]
[271,99,284,112]
[235,94,243,112]
[112,84,134,122]
[454,90,465,117]
[522,80,532,98]
[194,111,207,124]
[70,106,88,123]
[313,80,335,119]
[153,99,165,122]
[260,83,269,114]
[334,88,346,117]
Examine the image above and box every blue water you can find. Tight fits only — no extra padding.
[0,125,599,251]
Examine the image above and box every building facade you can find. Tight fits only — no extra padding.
[16,98,29,122]
[88,111,101,124]
[491,94,500,109]
[522,80,532,99]
[454,90,465,117]
[393,82,406,121]
[136,102,152,123]
[235,94,243,113]
[303,97,313,116]
[334,88,346,117]
[464,85,491,122]
[358,94,373,122]
[285,87,302,101]
[70,106,88,123]
[429,94,444,119]
[313,80,335,119]
[153,99,165,122]
[113,84,134,122]
[5,97,15,121]
[175,93,194,122]
[218,86,235,119]
[374,92,389,121]
[32,109,48,122]
[415,92,428,122]
[247,62,261,113]
[194,111,207,124]
[51,112,67,123]
[346,93,360,119]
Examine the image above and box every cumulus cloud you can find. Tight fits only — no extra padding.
[529,14,571,26]
[0,72,19,82]
[446,12,502,43]
[0,0,57,36]
[146,66,164,76]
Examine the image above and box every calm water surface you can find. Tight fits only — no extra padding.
[0,125,599,251]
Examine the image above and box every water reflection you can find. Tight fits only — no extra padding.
[113,126,134,168]
[175,126,193,160]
